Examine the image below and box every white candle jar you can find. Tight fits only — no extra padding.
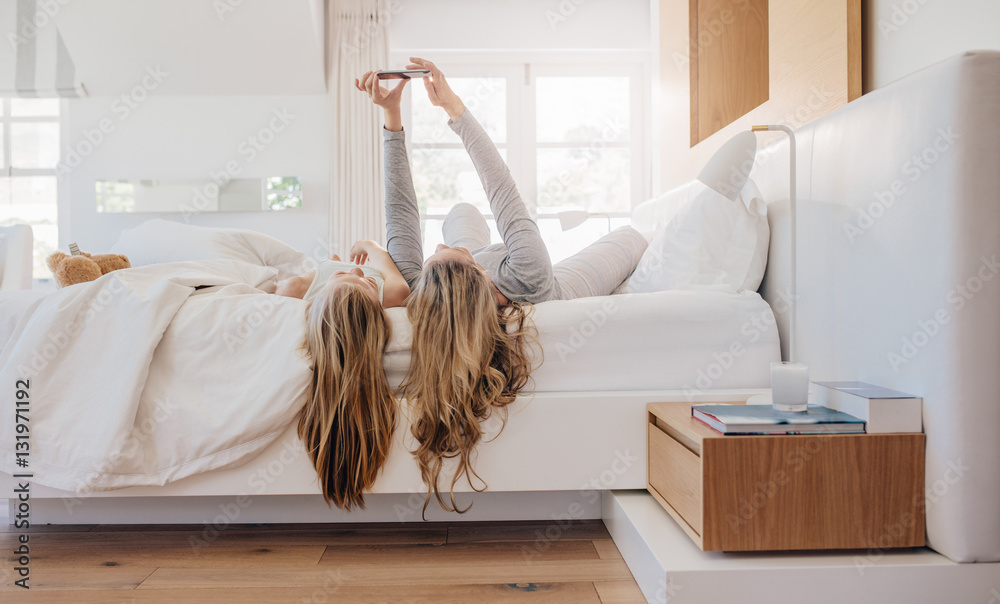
[770,361,809,412]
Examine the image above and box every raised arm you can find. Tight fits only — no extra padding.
[408,57,555,298]
[356,71,424,290]
[449,111,553,282]
[349,239,410,308]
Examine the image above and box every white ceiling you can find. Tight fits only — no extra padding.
[50,0,326,96]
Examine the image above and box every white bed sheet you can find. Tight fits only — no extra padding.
[385,289,779,392]
[0,261,311,492]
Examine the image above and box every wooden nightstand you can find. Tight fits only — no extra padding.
[646,401,925,552]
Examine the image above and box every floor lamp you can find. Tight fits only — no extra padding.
[752,124,806,411]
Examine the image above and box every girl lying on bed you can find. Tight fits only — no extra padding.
[274,240,408,510]
[358,58,648,514]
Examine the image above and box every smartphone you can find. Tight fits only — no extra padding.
[376,69,431,80]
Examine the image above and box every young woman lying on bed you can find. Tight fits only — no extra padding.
[358,58,648,514]
[273,240,408,510]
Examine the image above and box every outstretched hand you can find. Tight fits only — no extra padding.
[348,241,370,266]
[407,57,466,121]
[354,71,409,111]
[349,240,389,266]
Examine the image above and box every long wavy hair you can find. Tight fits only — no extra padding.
[298,283,396,510]
[401,260,538,515]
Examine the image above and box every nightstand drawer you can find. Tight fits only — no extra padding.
[647,422,702,534]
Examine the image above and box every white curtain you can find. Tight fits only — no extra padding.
[328,0,390,255]
[2,0,87,97]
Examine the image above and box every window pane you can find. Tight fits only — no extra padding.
[411,76,506,143]
[410,147,507,214]
[95,180,136,213]
[0,177,58,279]
[10,98,60,117]
[536,147,630,213]
[7,176,57,206]
[0,124,4,166]
[266,176,303,210]
[536,76,630,143]
[12,122,61,168]
[32,223,58,279]
[536,215,632,263]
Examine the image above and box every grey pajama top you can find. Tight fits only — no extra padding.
[383,110,561,304]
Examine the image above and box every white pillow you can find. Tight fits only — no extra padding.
[622,178,768,294]
[110,219,316,281]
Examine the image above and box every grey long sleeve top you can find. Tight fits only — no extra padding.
[383,110,559,303]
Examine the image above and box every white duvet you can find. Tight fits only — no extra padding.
[0,260,312,492]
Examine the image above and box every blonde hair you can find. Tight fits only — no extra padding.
[298,283,396,510]
[401,260,538,515]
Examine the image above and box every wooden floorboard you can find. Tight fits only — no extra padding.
[0,523,97,533]
[10,583,604,603]
[447,520,611,543]
[0,525,449,548]
[0,565,158,590]
[6,544,327,569]
[319,540,600,565]
[595,580,648,603]
[593,538,625,560]
[137,559,633,589]
[0,519,641,599]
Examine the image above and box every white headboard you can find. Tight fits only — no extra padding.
[750,52,1000,563]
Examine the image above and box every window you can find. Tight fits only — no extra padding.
[0,98,61,280]
[397,56,647,262]
[266,176,304,211]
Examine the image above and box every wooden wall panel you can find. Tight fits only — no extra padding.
[690,0,769,146]
[658,0,862,191]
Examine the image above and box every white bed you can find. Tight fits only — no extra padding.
[0,210,778,520]
[0,261,777,489]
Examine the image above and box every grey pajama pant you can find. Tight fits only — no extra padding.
[442,203,648,300]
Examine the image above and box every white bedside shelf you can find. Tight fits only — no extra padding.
[602,490,1000,604]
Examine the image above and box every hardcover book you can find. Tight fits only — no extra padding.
[812,381,922,434]
[691,404,866,435]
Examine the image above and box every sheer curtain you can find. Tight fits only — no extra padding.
[2,0,86,97]
[328,0,391,255]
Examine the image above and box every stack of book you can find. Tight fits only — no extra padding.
[692,404,866,435]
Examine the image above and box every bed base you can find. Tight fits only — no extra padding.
[3,389,765,525]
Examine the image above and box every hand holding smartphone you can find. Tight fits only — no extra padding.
[376,69,432,80]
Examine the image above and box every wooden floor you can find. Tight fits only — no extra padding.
[0,500,645,603]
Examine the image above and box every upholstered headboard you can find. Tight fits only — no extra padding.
[750,51,1000,563]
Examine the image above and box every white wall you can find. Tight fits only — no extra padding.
[389,0,651,51]
[62,95,330,256]
[59,0,657,258]
[864,0,1000,91]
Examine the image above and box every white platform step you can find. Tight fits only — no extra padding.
[602,490,1000,604]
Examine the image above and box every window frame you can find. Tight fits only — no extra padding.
[1,97,65,284]
[391,50,651,228]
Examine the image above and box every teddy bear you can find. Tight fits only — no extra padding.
[46,246,131,288]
